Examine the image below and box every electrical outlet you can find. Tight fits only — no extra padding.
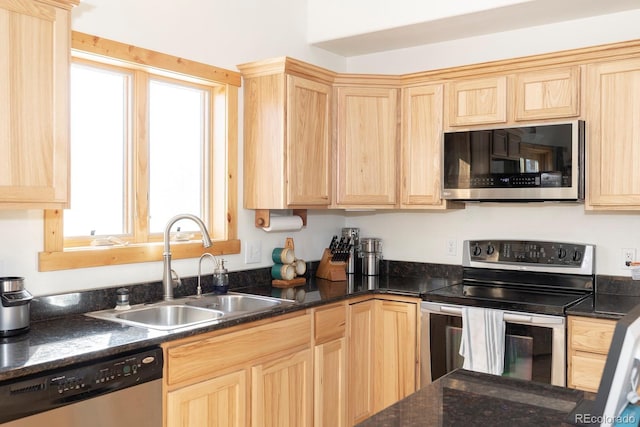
[622,248,636,269]
[245,240,262,264]
[446,239,457,256]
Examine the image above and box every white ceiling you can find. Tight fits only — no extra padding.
[311,0,640,57]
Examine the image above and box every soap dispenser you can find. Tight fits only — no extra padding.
[213,259,229,294]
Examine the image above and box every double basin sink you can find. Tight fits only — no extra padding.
[87,293,295,331]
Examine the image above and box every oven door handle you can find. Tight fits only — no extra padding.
[423,303,564,326]
[439,306,533,323]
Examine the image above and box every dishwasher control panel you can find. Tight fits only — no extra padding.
[0,346,163,424]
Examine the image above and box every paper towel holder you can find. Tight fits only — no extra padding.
[255,209,307,228]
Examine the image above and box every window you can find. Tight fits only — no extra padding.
[39,32,240,271]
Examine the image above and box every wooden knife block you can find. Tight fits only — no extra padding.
[315,248,347,282]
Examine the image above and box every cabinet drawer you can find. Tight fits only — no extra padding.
[314,302,346,345]
[166,313,311,386]
[569,351,607,392]
[569,316,616,354]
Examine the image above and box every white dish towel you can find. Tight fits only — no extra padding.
[459,306,505,375]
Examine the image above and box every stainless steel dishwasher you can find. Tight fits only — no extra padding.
[0,346,162,426]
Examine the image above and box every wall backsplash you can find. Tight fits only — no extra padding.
[31,260,638,322]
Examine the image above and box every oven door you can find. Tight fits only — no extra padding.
[420,301,566,387]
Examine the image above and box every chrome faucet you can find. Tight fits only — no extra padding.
[163,214,213,301]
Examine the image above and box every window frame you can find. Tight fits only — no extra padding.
[38,31,240,271]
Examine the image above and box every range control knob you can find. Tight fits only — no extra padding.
[572,250,582,262]
[557,248,567,259]
[472,245,482,256]
[486,245,495,255]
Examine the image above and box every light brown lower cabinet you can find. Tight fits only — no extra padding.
[567,315,616,392]
[313,302,347,427]
[347,297,419,425]
[162,313,312,427]
[162,296,418,427]
[166,370,246,426]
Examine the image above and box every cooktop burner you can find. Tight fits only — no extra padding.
[423,239,596,315]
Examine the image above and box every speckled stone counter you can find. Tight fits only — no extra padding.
[567,275,640,320]
[0,261,460,383]
[356,369,591,427]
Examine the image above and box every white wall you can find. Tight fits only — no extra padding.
[1,0,347,297]
[5,2,640,297]
[345,9,640,74]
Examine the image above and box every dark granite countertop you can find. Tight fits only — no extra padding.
[567,275,640,320]
[0,273,457,383]
[356,369,592,427]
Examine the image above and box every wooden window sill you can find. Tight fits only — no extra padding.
[38,239,241,272]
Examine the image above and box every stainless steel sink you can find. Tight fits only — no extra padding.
[86,292,294,331]
[184,293,292,317]
[87,304,225,331]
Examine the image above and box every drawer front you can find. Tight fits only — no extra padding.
[314,302,346,345]
[569,316,616,354]
[166,313,311,386]
[569,351,607,392]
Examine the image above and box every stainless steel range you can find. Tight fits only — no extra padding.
[421,239,595,387]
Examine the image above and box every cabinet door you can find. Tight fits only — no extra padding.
[166,370,247,427]
[286,75,331,206]
[586,58,640,209]
[567,316,616,392]
[449,76,507,126]
[335,86,398,207]
[314,337,347,427]
[0,1,72,207]
[375,299,418,410]
[347,299,376,425]
[515,67,580,121]
[401,84,450,207]
[568,352,607,393]
[251,348,312,427]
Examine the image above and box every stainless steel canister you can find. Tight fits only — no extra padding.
[341,227,360,274]
[0,277,32,337]
[360,237,382,276]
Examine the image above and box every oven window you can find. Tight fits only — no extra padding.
[429,313,552,384]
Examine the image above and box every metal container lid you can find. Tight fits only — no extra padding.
[0,277,25,294]
[360,238,382,253]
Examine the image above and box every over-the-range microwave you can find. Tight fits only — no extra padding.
[442,120,585,202]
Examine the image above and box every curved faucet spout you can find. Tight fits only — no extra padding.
[163,214,213,301]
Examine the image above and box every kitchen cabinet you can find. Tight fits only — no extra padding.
[567,315,616,392]
[586,58,640,210]
[514,67,580,121]
[0,0,77,208]
[400,84,462,209]
[313,302,347,427]
[347,296,419,425]
[163,313,312,427]
[166,370,246,426]
[448,76,507,127]
[239,58,333,209]
[334,86,399,208]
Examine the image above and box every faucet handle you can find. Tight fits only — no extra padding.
[170,269,182,288]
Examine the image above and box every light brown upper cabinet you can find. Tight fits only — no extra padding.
[334,86,399,208]
[401,84,462,209]
[0,0,77,209]
[239,58,333,209]
[448,76,507,127]
[514,67,580,121]
[586,58,640,210]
